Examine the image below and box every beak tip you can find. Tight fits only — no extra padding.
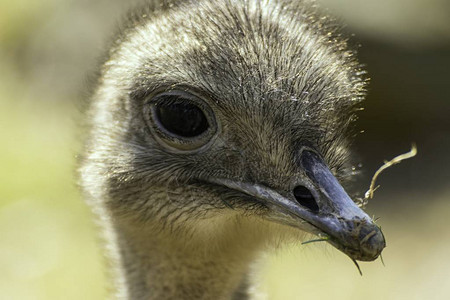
[328,219,386,262]
[360,226,386,261]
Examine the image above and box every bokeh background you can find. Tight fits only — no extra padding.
[1,0,449,299]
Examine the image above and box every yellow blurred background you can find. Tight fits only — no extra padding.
[1,0,449,299]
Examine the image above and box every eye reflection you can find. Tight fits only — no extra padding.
[155,100,209,138]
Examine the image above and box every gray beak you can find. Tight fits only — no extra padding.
[211,150,385,262]
[299,150,385,261]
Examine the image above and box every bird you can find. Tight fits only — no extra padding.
[79,0,386,299]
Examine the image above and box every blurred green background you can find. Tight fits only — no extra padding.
[1,0,449,299]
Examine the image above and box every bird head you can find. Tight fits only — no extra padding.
[81,0,385,262]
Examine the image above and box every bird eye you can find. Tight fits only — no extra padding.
[155,100,208,137]
[144,90,218,151]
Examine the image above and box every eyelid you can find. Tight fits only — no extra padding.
[143,90,219,153]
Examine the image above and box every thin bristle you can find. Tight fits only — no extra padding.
[301,237,329,245]
[352,258,363,276]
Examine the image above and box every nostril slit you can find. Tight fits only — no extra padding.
[293,186,319,212]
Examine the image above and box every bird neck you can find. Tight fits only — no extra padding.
[110,215,265,299]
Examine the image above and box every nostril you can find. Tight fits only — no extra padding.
[293,186,319,212]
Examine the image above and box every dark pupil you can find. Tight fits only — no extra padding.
[155,100,209,137]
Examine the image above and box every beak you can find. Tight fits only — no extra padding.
[210,150,385,262]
